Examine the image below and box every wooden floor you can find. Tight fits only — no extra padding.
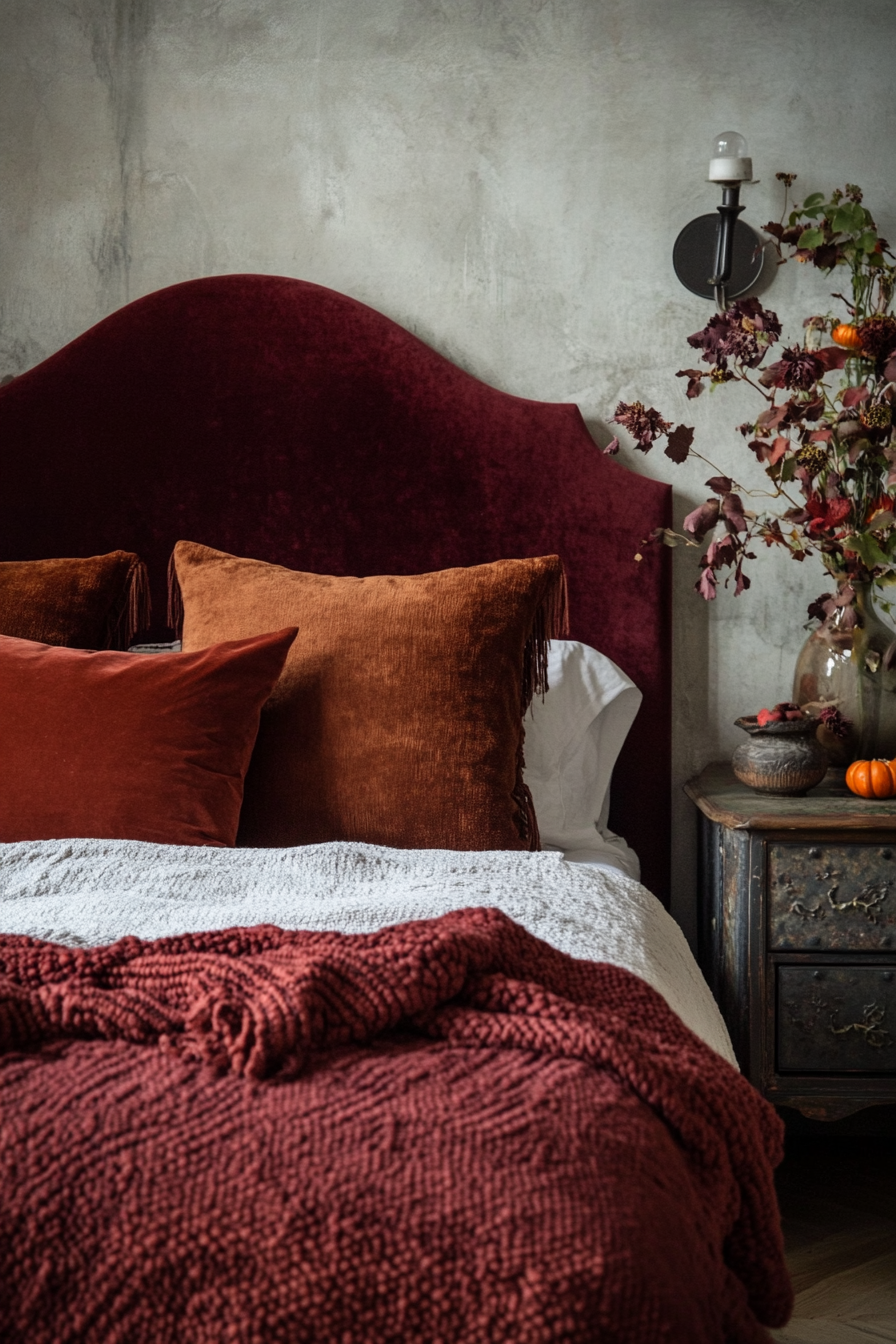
[770,1112,896,1342]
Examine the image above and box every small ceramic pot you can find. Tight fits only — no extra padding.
[732,716,829,796]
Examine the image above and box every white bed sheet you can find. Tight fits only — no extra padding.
[0,838,735,1066]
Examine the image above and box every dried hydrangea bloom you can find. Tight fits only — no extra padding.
[858,315,896,364]
[760,346,825,392]
[611,400,672,449]
[818,705,851,740]
[687,298,782,371]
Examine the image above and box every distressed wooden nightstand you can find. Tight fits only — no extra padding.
[685,762,896,1121]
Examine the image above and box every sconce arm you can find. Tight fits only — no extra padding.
[710,185,745,288]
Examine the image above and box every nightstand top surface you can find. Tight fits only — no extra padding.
[685,761,896,831]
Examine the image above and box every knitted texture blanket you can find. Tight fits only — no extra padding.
[0,907,791,1343]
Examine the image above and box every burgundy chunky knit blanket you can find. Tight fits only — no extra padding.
[0,907,791,1343]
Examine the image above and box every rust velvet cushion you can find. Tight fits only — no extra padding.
[172,542,568,852]
[0,552,150,650]
[0,627,297,847]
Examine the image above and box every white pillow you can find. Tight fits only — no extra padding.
[523,640,642,870]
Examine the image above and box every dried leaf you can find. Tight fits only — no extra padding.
[807,592,835,622]
[750,435,790,466]
[603,436,621,455]
[722,492,749,533]
[683,498,720,542]
[734,562,751,596]
[705,536,737,568]
[696,566,717,600]
[812,243,841,270]
[757,403,792,430]
[815,345,849,371]
[706,475,733,495]
[645,527,680,549]
[675,369,706,399]
[665,424,694,463]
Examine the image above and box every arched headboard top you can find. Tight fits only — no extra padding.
[0,274,671,899]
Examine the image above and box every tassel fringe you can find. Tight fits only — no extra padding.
[105,557,151,650]
[167,552,184,638]
[512,760,542,852]
[520,564,569,713]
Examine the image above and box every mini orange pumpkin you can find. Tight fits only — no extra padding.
[845,758,896,798]
[832,322,864,352]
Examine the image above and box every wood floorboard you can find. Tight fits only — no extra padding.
[769,1123,896,1344]
[773,1321,896,1342]
[792,1249,896,1319]
[785,1230,896,1296]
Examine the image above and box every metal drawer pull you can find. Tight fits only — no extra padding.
[829,1002,893,1050]
[790,882,890,924]
[828,881,889,919]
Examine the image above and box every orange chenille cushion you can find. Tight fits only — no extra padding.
[172,542,568,851]
[0,552,150,648]
[0,627,297,846]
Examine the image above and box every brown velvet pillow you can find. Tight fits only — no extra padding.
[0,627,297,847]
[0,552,150,649]
[172,541,568,851]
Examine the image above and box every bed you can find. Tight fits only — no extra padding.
[0,275,791,1341]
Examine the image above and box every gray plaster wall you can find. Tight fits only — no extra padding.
[2,0,895,939]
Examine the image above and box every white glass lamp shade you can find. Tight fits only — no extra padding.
[708,131,753,184]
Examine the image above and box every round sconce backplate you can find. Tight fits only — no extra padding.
[673,215,764,300]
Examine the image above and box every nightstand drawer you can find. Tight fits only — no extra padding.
[769,842,896,951]
[778,965,896,1072]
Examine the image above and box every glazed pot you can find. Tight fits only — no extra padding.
[732,716,828,796]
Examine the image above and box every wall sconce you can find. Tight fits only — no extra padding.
[673,132,764,310]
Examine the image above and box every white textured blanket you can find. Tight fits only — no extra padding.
[0,839,735,1064]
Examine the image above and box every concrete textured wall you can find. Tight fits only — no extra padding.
[2,0,895,939]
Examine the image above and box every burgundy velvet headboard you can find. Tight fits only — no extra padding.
[0,274,672,901]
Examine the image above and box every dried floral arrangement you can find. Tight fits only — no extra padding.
[609,177,896,627]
